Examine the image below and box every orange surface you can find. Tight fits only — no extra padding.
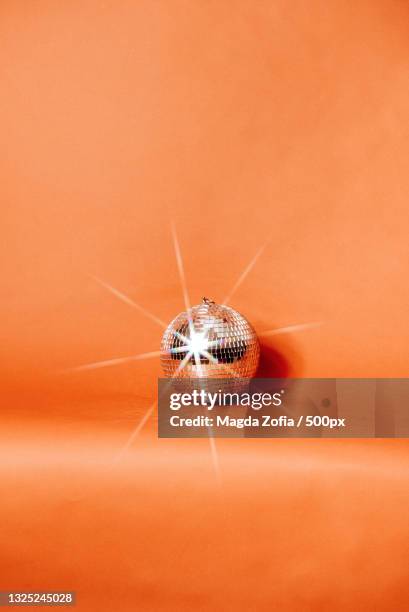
[1,1,409,610]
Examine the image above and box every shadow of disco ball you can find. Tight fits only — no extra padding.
[160,298,260,384]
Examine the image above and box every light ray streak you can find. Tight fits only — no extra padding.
[171,223,201,372]
[258,322,323,337]
[112,352,192,463]
[222,242,268,306]
[90,275,168,329]
[90,274,190,347]
[170,338,220,355]
[112,400,157,465]
[171,224,192,318]
[62,350,166,373]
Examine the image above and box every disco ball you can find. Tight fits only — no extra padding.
[160,298,260,378]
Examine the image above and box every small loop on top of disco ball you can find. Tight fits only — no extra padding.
[202,297,215,305]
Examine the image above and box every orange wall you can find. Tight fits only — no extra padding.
[2,0,409,399]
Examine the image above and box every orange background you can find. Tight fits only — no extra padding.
[1,1,409,610]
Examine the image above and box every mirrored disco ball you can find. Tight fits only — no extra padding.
[161,298,260,378]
